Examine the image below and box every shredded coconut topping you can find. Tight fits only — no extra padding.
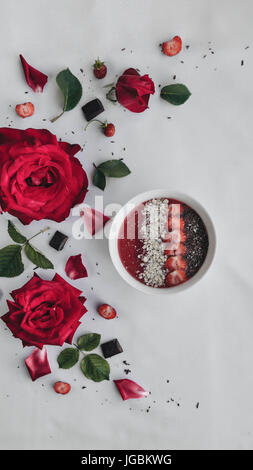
[138,199,169,287]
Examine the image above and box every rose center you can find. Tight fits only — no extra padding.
[22,302,64,331]
[26,167,56,187]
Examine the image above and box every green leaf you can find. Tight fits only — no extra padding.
[57,348,80,369]
[80,354,110,382]
[160,84,191,106]
[51,68,82,122]
[24,243,54,269]
[97,159,131,178]
[93,168,106,190]
[8,220,27,244]
[0,244,24,277]
[77,333,101,352]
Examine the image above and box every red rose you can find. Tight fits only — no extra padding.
[1,273,87,348]
[116,68,155,113]
[0,128,88,224]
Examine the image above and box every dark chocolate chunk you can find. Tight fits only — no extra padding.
[82,98,104,121]
[49,231,68,251]
[101,339,123,358]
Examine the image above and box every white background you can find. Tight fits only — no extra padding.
[0,0,252,450]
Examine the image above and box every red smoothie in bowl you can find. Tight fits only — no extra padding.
[117,198,209,288]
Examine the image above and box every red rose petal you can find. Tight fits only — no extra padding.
[53,272,83,297]
[80,207,110,235]
[114,379,148,400]
[121,68,139,76]
[58,141,81,158]
[65,321,81,344]
[25,347,51,381]
[20,54,48,92]
[65,254,88,280]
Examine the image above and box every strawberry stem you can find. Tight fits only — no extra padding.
[84,119,105,131]
[94,57,104,69]
[106,86,117,102]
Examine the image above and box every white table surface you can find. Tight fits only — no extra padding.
[0,0,253,451]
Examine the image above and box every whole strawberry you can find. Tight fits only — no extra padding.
[93,58,107,79]
[85,119,115,137]
[98,304,117,319]
[104,122,115,137]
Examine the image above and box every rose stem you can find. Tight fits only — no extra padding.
[74,343,85,355]
[73,343,85,356]
[50,111,64,123]
[26,226,50,243]
[102,82,115,88]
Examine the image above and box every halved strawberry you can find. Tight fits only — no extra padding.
[174,243,187,255]
[98,304,116,320]
[168,203,183,218]
[165,256,186,272]
[161,36,182,56]
[164,242,186,256]
[54,381,71,395]
[162,230,186,246]
[15,102,34,118]
[167,216,185,231]
[166,270,186,286]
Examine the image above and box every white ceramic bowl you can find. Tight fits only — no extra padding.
[109,190,216,295]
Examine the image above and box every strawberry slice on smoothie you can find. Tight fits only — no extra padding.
[167,216,185,231]
[166,270,186,286]
[162,230,186,248]
[165,255,186,272]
